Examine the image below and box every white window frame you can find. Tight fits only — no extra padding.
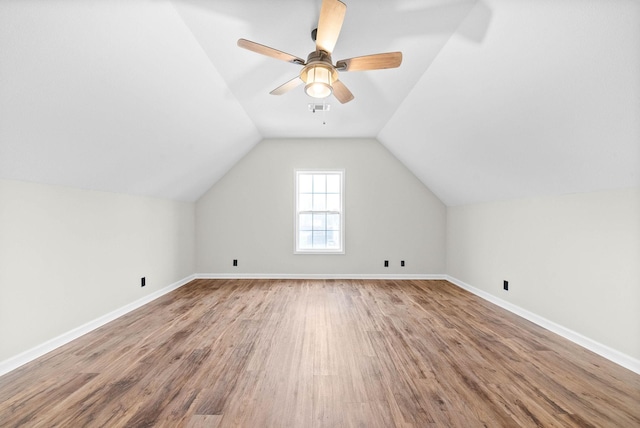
[294,169,345,254]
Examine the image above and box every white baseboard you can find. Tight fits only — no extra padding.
[4,274,637,378]
[0,274,196,377]
[446,275,640,375]
[195,273,447,280]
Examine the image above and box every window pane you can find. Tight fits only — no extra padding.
[312,213,326,230]
[299,213,312,230]
[326,174,340,193]
[313,174,326,193]
[299,194,312,211]
[299,231,312,249]
[326,194,340,211]
[326,213,340,230]
[313,231,326,248]
[326,231,340,249]
[313,194,326,211]
[299,174,313,193]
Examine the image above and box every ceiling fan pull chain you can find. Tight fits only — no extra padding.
[323,100,327,125]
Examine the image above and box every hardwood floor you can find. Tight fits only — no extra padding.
[1,279,639,427]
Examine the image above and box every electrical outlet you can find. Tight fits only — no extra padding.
[401,260,405,267]
[141,277,146,287]
[503,280,508,291]
[384,260,389,267]
[233,259,238,267]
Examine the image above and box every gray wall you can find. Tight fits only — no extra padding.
[4,143,638,370]
[0,179,195,362]
[446,188,640,361]
[196,139,446,275]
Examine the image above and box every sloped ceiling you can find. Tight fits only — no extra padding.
[380,0,640,205]
[1,0,638,204]
[0,0,261,201]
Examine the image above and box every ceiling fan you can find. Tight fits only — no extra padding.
[237,0,402,104]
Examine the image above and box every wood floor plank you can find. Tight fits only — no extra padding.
[1,279,639,427]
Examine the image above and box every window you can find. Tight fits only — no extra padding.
[295,170,344,254]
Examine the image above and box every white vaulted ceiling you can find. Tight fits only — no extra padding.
[0,0,638,204]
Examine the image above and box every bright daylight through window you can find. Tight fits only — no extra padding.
[295,170,344,253]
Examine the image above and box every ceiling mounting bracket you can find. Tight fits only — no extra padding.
[308,103,330,112]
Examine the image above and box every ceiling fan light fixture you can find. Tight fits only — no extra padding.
[301,63,336,99]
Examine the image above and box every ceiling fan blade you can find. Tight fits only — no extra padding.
[237,39,305,65]
[315,0,346,54]
[270,76,303,95]
[336,52,403,72]
[332,80,354,104]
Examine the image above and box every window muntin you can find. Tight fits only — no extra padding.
[295,170,344,253]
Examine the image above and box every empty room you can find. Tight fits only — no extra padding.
[1,0,639,426]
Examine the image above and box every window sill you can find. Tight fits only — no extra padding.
[294,249,345,255]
